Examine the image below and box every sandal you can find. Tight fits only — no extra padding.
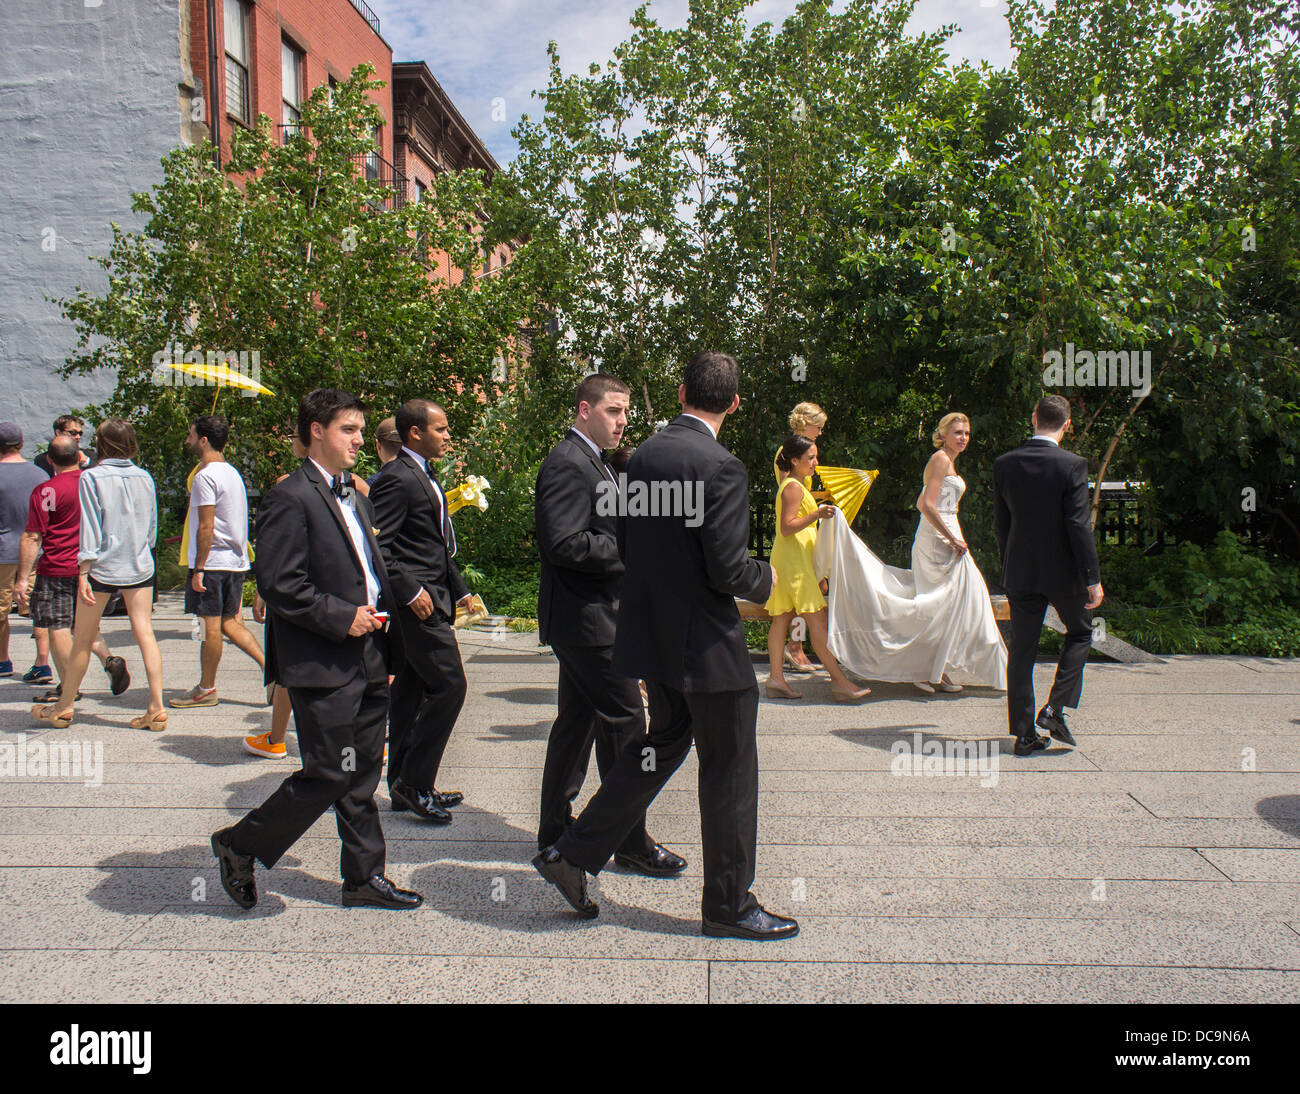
[782,650,814,674]
[765,680,803,700]
[31,703,74,728]
[831,686,871,703]
[130,710,168,732]
[34,687,82,703]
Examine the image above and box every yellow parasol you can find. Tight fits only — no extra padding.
[773,450,878,525]
[153,360,276,412]
[812,465,879,525]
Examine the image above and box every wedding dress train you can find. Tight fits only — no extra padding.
[812,476,1007,688]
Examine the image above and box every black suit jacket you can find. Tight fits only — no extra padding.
[255,460,401,688]
[369,451,469,622]
[535,429,623,647]
[612,415,772,693]
[993,438,1102,599]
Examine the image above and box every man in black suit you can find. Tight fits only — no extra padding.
[211,389,421,910]
[534,351,799,941]
[369,399,472,823]
[534,372,685,878]
[994,394,1104,756]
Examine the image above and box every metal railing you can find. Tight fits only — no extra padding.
[347,0,381,36]
[275,125,409,211]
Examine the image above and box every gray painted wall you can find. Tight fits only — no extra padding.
[0,0,184,456]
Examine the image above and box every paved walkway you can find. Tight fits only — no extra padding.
[1,594,1297,1002]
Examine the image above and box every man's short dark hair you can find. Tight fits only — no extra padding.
[574,373,630,413]
[297,389,365,444]
[192,414,230,452]
[1035,394,1071,432]
[395,398,443,443]
[48,436,81,468]
[682,351,739,413]
[52,415,84,435]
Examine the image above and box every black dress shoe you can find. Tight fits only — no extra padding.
[389,778,453,823]
[702,904,799,941]
[104,655,130,696]
[614,842,687,877]
[431,789,463,808]
[210,827,256,909]
[342,874,423,909]
[1013,733,1051,756]
[532,846,598,918]
[1036,705,1076,746]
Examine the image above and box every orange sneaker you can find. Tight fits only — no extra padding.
[243,732,287,759]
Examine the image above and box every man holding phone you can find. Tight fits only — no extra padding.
[211,389,419,911]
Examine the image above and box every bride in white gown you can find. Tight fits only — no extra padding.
[812,413,1007,690]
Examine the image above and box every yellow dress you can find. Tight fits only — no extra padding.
[765,478,826,615]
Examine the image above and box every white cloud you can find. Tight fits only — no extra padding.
[368,0,1011,164]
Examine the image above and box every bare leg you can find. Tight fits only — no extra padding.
[48,627,72,679]
[52,591,111,716]
[767,610,793,686]
[198,615,223,690]
[33,626,50,668]
[122,586,164,717]
[92,634,112,666]
[804,610,866,693]
[220,613,265,672]
[269,684,291,745]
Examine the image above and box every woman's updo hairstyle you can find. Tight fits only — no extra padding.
[775,434,816,472]
[788,402,827,434]
[932,412,970,450]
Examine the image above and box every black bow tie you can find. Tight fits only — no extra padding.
[425,458,440,479]
[600,450,611,464]
[330,474,353,500]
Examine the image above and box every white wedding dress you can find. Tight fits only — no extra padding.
[812,475,1007,688]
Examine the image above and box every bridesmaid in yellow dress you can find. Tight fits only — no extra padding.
[773,402,827,673]
[765,435,870,703]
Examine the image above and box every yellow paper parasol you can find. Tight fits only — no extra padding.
[154,360,276,398]
[811,465,879,525]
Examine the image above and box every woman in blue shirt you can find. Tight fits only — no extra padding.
[32,419,167,731]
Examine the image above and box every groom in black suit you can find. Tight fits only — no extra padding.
[994,394,1104,755]
[534,351,798,940]
[370,399,473,823]
[534,372,684,877]
[211,389,421,910]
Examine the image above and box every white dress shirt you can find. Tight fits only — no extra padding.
[310,459,380,606]
[679,413,718,440]
[1031,435,1060,446]
[571,427,615,483]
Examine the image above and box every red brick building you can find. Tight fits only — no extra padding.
[185,0,394,171]
[392,61,514,288]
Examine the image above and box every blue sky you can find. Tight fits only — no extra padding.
[368,0,1015,165]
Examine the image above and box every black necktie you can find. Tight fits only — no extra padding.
[330,473,352,500]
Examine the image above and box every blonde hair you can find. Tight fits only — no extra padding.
[932,412,970,449]
[788,402,827,434]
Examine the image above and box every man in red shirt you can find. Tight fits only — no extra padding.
[14,437,129,700]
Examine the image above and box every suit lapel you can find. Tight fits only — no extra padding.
[301,460,363,580]
[567,429,614,485]
[398,451,444,529]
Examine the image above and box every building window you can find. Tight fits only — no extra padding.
[224,0,251,126]
[281,39,303,139]
[366,124,382,181]
[414,181,428,260]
